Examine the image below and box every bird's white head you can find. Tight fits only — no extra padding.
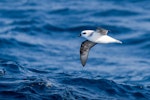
[80,30,94,39]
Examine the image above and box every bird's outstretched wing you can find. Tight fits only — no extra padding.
[80,40,96,67]
[96,27,108,35]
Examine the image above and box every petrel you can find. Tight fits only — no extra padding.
[79,27,122,67]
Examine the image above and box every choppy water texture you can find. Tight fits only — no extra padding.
[0,0,150,100]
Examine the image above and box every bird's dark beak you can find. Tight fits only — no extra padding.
[78,34,81,37]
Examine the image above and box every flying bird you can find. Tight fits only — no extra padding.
[79,27,122,67]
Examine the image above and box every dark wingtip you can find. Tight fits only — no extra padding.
[82,63,86,67]
[81,57,86,67]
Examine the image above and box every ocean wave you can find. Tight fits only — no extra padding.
[61,78,149,99]
[0,0,150,100]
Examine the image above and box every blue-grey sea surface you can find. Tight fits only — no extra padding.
[0,0,150,100]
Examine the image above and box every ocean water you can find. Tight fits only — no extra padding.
[0,0,150,100]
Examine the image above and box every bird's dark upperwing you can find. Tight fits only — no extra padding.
[96,27,108,35]
[80,40,96,67]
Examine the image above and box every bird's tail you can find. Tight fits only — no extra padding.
[96,35,122,44]
[114,39,122,44]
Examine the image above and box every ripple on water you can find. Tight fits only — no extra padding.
[0,0,150,100]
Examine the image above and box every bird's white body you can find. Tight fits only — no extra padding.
[81,30,122,44]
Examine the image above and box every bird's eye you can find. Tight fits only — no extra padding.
[83,32,86,34]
